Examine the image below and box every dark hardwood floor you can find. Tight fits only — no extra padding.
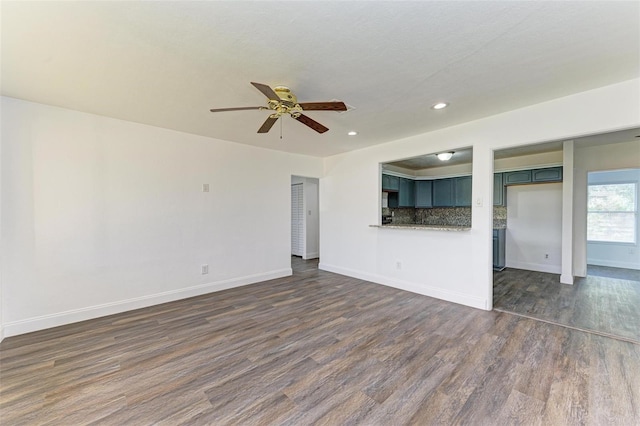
[493,266,640,344]
[1,258,639,424]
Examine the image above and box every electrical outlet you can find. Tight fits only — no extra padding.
[202,183,210,192]
[545,254,549,259]
[201,264,209,275]
[396,260,402,270]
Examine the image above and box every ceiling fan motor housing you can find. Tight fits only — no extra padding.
[210,82,344,134]
[267,86,302,118]
[273,86,297,104]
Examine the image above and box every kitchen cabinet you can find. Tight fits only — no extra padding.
[532,167,562,182]
[415,180,433,208]
[494,173,505,206]
[433,178,454,207]
[493,229,506,270]
[432,177,472,207]
[398,178,415,207]
[382,174,399,191]
[504,170,532,185]
[503,167,563,186]
[454,176,472,207]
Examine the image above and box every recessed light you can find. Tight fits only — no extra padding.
[432,102,448,110]
[347,131,358,136]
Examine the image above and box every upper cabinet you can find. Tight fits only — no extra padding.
[382,174,399,191]
[415,180,433,208]
[431,177,472,207]
[532,167,562,182]
[494,173,505,206]
[398,178,415,207]
[433,178,454,207]
[504,170,532,185]
[503,167,563,186]
[454,176,472,207]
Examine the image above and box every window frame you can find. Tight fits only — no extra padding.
[587,180,638,245]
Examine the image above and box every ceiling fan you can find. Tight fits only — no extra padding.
[209,82,347,134]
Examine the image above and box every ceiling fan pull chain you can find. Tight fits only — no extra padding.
[280,116,283,139]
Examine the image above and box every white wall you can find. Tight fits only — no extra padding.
[0,96,3,341]
[494,151,562,172]
[505,183,563,273]
[1,97,322,337]
[586,168,640,270]
[320,78,640,311]
[573,139,640,276]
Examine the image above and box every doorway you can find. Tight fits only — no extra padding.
[291,176,319,263]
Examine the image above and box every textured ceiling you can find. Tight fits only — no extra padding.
[2,1,639,157]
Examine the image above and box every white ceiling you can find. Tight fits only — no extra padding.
[386,148,473,170]
[2,1,638,157]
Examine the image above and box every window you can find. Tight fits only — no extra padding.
[587,182,637,243]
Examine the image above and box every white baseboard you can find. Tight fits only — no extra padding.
[3,268,292,338]
[560,273,574,285]
[318,263,487,310]
[587,258,640,270]
[303,252,319,260]
[0,324,4,343]
[506,260,562,274]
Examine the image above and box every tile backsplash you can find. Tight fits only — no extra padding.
[383,206,507,228]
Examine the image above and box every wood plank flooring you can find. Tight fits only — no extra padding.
[493,265,640,343]
[1,257,639,425]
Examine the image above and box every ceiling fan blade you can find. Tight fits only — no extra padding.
[210,106,264,113]
[294,114,329,134]
[257,116,278,133]
[250,82,280,101]
[298,101,347,112]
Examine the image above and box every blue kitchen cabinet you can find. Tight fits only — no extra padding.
[494,173,505,206]
[532,167,562,182]
[504,170,532,185]
[493,229,506,270]
[415,180,433,208]
[398,178,415,207]
[382,174,399,191]
[454,176,472,207]
[433,178,454,207]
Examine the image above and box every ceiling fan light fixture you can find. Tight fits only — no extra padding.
[436,152,454,161]
[210,82,346,135]
[432,102,448,110]
[347,131,358,136]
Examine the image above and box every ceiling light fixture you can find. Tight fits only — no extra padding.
[432,102,448,110]
[436,152,454,161]
[347,131,358,136]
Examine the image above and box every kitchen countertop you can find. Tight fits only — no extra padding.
[370,224,471,231]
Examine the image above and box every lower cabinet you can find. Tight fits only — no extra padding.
[493,229,506,271]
